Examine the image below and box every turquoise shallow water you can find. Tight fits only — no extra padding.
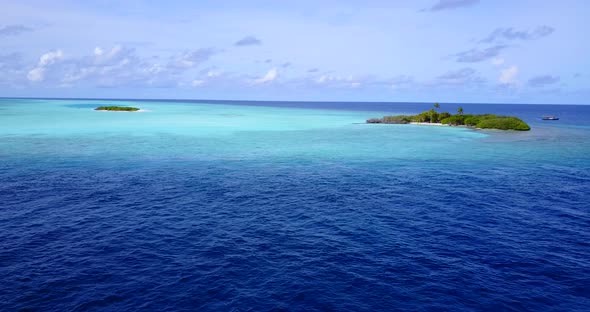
[2,98,588,163]
[1,99,589,311]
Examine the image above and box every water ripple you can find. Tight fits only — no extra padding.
[1,158,589,311]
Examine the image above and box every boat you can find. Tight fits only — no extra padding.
[542,116,559,120]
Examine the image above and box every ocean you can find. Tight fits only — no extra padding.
[1,98,589,311]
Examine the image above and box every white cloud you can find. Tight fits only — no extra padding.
[191,79,205,87]
[171,48,218,69]
[253,68,278,84]
[24,45,221,87]
[60,46,137,84]
[207,70,222,78]
[390,75,414,89]
[315,74,353,84]
[27,67,45,81]
[309,74,371,89]
[491,58,505,66]
[305,73,379,89]
[93,45,134,66]
[94,47,104,56]
[146,63,165,75]
[28,49,64,82]
[38,50,63,66]
[499,66,518,84]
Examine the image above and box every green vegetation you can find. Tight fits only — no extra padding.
[367,103,530,131]
[440,113,530,130]
[477,117,531,131]
[433,102,440,122]
[95,106,140,111]
[382,115,413,124]
[440,115,464,125]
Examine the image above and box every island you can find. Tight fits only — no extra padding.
[367,103,530,131]
[95,106,140,112]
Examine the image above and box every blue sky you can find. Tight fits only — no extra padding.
[1,0,589,104]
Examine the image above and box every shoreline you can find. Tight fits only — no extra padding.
[368,108,531,131]
[94,109,149,112]
[409,122,447,126]
[410,122,483,130]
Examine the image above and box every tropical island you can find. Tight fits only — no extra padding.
[95,106,140,112]
[367,103,530,131]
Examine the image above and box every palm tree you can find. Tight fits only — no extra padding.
[457,106,464,115]
[431,103,440,123]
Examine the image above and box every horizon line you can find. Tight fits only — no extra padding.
[0,96,586,106]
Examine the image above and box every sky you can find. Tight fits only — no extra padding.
[1,0,589,104]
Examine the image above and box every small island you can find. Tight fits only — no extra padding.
[367,103,530,131]
[95,106,140,112]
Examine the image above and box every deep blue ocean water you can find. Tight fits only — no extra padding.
[1,99,589,311]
